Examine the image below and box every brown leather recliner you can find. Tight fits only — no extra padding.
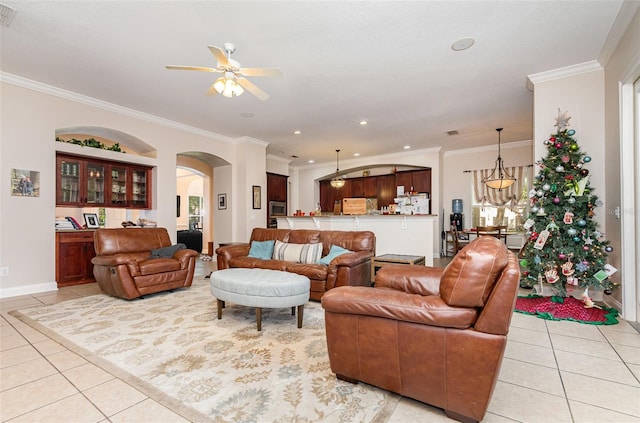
[92,228,199,300]
[321,236,520,423]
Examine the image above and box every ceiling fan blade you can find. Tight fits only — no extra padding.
[166,65,220,72]
[206,83,219,96]
[237,77,269,101]
[239,67,283,77]
[208,45,230,67]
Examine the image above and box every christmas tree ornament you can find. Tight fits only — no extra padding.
[562,155,570,163]
[531,206,539,213]
[567,197,576,204]
[570,143,579,151]
[583,237,594,245]
[566,276,579,285]
[542,183,551,191]
[519,259,528,267]
[561,260,575,276]
[537,190,544,197]
[529,231,538,241]
[554,109,572,131]
[553,197,561,204]
[563,212,574,224]
[567,129,576,136]
[576,262,588,272]
[529,188,538,198]
[545,268,560,283]
[558,253,566,260]
[577,219,587,227]
[605,246,613,252]
[604,289,612,295]
[583,246,590,251]
[543,139,551,146]
[536,207,546,216]
[550,183,558,193]
[555,165,565,172]
[580,168,589,176]
[549,136,556,142]
[534,229,550,250]
[534,255,541,264]
[567,227,577,236]
[583,156,592,163]
[573,236,581,242]
[555,142,563,149]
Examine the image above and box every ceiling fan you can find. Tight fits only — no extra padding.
[166,43,283,100]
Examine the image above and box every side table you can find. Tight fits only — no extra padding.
[371,254,426,284]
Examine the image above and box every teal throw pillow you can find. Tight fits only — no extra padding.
[318,245,351,265]
[248,240,275,260]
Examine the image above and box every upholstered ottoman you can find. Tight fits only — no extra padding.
[209,268,310,331]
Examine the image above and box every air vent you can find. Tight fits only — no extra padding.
[290,155,299,158]
[0,3,16,27]
[446,130,459,136]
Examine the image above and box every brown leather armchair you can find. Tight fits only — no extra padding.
[92,228,199,299]
[321,236,520,423]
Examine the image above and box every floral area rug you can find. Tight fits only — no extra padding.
[11,279,398,422]
[515,295,619,325]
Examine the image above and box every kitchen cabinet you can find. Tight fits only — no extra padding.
[56,153,152,209]
[56,231,96,286]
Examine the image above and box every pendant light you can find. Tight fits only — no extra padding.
[330,149,345,188]
[482,128,516,190]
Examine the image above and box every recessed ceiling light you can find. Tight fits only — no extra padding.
[451,37,475,51]
[354,153,360,157]
[308,159,314,163]
[359,120,368,125]
[293,130,301,135]
[403,145,411,150]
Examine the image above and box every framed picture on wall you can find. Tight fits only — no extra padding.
[218,193,227,210]
[252,185,261,209]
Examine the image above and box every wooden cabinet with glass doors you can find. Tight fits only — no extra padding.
[56,153,151,209]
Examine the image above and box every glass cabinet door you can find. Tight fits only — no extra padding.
[131,168,148,207]
[85,162,105,205]
[110,165,128,206]
[57,156,81,205]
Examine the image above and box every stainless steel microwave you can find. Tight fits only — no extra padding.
[269,201,287,216]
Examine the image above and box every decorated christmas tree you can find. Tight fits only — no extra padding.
[519,109,615,300]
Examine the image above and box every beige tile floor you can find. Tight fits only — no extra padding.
[1,257,639,422]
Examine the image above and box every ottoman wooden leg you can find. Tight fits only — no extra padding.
[291,306,295,316]
[256,307,262,331]
[216,299,223,319]
[297,305,304,328]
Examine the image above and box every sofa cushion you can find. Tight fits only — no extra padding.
[318,245,351,265]
[149,243,186,259]
[247,240,275,260]
[286,262,329,280]
[272,240,323,264]
[138,258,182,275]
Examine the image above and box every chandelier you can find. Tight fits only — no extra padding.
[212,72,245,98]
[482,128,516,190]
[330,149,345,188]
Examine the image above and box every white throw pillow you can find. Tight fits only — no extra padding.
[272,240,323,264]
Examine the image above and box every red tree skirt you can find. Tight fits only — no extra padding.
[515,295,619,325]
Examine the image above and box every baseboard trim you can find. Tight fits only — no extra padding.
[0,282,58,299]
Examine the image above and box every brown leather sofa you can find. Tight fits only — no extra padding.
[92,228,199,300]
[215,228,376,301]
[321,236,520,423]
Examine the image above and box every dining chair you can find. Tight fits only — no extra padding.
[476,225,507,243]
[450,225,469,255]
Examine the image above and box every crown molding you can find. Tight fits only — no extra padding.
[444,139,532,156]
[526,61,603,90]
[0,71,238,144]
[267,154,292,164]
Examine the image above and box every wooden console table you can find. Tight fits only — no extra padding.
[371,254,426,283]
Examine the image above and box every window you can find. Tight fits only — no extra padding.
[470,166,532,231]
[188,195,204,231]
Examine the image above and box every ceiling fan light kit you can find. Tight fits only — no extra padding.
[166,42,283,100]
[482,128,516,190]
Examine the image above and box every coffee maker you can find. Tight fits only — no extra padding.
[450,199,463,231]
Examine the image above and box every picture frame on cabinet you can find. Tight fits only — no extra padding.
[83,213,99,229]
[253,185,261,209]
[218,193,227,210]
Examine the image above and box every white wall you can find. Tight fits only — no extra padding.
[0,78,265,297]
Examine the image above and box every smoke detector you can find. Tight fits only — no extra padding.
[0,3,16,27]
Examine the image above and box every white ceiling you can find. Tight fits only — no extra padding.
[0,1,630,167]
